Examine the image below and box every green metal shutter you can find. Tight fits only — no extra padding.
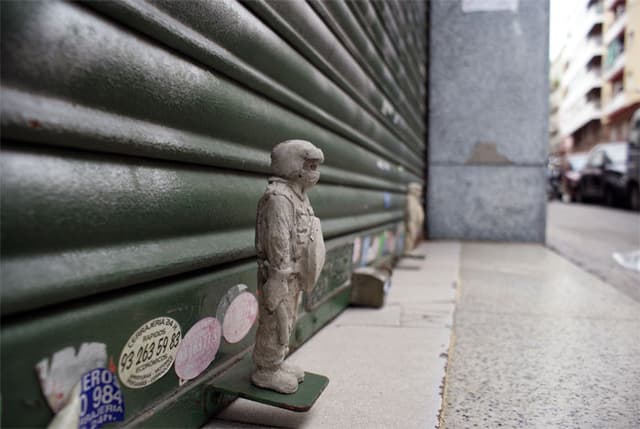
[0,1,426,427]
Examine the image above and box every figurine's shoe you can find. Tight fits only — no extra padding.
[251,368,298,394]
[282,362,305,383]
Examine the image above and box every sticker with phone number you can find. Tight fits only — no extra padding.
[118,317,182,389]
[79,368,124,429]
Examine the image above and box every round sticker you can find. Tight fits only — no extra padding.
[217,284,258,344]
[118,317,181,389]
[174,317,221,381]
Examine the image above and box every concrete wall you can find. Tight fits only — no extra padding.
[428,0,549,242]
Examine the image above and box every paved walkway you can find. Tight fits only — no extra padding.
[208,241,458,428]
[206,241,640,428]
[442,243,640,429]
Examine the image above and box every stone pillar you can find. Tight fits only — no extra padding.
[428,0,549,242]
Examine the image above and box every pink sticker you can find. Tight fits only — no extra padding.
[352,237,362,263]
[174,317,221,381]
[222,292,258,344]
[386,231,396,254]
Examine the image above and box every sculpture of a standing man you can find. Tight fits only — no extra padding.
[404,182,424,253]
[252,140,325,394]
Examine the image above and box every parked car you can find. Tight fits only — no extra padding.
[561,152,588,202]
[575,138,640,209]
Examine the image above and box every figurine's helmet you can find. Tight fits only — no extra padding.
[408,182,422,197]
[271,140,324,188]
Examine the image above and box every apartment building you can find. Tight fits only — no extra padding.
[552,0,639,154]
[601,0,640,140]
[556,0,604,154]
[550,45,567,154]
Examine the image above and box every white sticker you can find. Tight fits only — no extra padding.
[381,99,394,116]
[35,343,107,413]
[462,0,518,12]
[360,236,371,267]
[217,284,258,344]
[368,236,381,262]
[118,317,181,389]
[376,159,392,172]
[174,318,221,382]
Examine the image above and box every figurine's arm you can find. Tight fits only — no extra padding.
[262,194,295,314]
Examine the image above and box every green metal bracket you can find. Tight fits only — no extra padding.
[207,356,329,413]
[403,252,427,260]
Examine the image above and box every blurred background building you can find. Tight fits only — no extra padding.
[551,0,640,155]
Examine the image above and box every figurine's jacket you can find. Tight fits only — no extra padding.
[405,194,424,228]
[255,177,322,311]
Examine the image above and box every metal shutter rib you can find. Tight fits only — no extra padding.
[0,0,426,426]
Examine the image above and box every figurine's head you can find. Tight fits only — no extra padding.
[408,182,422,197]
[271,140,324,189]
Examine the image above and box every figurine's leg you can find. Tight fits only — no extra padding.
[405,226,416,252]
[252,301,299,394]
[280,288,305,383]
[275,304,289,346]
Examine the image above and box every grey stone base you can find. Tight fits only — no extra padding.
[427,165,546,242]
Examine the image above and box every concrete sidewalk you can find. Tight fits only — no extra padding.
[208,241,458,428]
[442,243,640,429]
[206,241,640,428]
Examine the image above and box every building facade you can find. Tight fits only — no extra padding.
[551,0,639,154]
[550,45,566,153]
[601,0,640,141]
[556,0,605,154]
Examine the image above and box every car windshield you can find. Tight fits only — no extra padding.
[603,143,627,164]
[568,154,587,170]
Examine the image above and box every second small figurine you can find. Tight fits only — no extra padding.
[252,140,325,394]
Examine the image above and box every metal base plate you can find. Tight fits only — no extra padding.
[209,356,329,412]
[403,252,427,259]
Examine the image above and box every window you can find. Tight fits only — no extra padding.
[612,78,624,95]
[604,144,627,164]
[588,150,605,167]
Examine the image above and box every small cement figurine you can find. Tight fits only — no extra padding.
[252,140,325,394]
[404,182,424,253]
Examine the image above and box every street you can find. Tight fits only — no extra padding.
[547,201,640,302]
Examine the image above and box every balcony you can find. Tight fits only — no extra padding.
[561,34,603,86]
[562,69,602,109]
[603,51,625,81]
[604,11,626,45]
[603,91,628,117]
[561,101,602,136]
[605,0,624,12]
[583,5,603,38]
[584,38,603,63]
